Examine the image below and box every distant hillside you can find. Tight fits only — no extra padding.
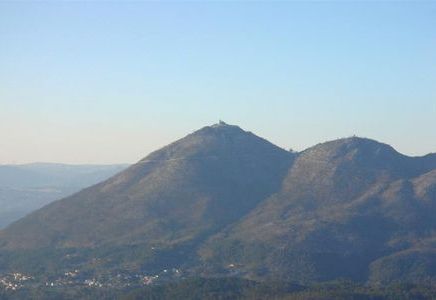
[0,123,435,286]
[0,163,128,228]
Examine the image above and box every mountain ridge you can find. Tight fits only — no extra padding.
[0,123,435,285]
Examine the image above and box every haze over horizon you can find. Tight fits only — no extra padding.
[1,2,435,164]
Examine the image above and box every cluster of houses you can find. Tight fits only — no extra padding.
[1,268,183,291]
[0,273,33,291]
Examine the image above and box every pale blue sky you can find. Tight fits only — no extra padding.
[1,1,435,164]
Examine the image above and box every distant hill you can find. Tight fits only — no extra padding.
[0,123,435,285]
[0,163,128,228]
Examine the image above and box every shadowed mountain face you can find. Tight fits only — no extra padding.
[0,124,435,284]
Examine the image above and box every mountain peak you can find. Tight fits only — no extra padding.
[140,122,289,166]
[204,120,244,131]
[304,136,400,160]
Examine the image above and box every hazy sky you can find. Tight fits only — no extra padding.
[1,1,435,164]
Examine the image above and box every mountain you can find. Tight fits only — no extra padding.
[199,137,436,283]
[0,123,294,275]
[0,124,435,285]
[0,163,128,228]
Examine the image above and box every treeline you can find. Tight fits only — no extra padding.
[123,278,436,300]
